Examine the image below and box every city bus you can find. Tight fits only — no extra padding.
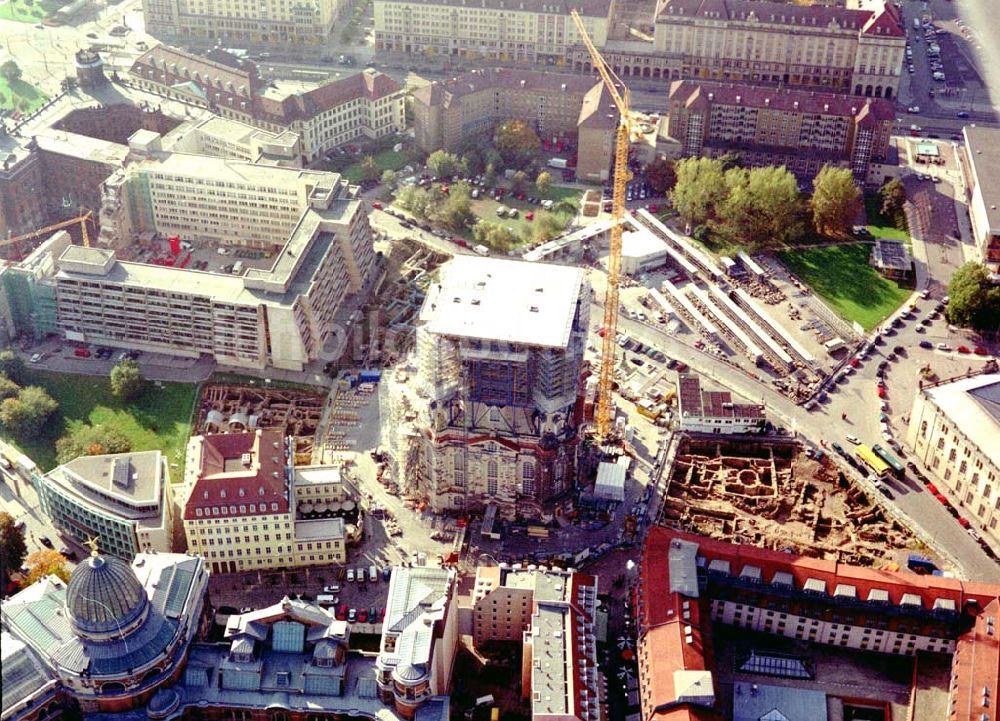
[854,444,891,480]
[872,444,905,479]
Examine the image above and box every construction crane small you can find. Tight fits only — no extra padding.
[571,9,639,443]
[1,210,94,261]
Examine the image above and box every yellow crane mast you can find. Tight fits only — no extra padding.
[571,10,637,441]
[1,210,94,260]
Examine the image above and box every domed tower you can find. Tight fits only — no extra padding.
[65,539,150,641]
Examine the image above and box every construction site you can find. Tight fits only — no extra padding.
[659,436,929,568]
[344,237,449,369]
[195,384,326,465]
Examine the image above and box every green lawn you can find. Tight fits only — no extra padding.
[864,193,910,242]
[0,0,68,21]
[0,76,49,113]
[778,243,911,331]
[342,148,412,183]
[8,369,198,479]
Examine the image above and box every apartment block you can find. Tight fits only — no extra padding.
[376,565,458,719]
[636,527,1000,721]
[36,450,174,561]
[143,0,347,45]
[961,126,1000,270]
[183,430,349,574]
[128,48,405,162]
[666,80,895,184]
[472,566,603,721]
[605,0,904,98]
[412,68,618,182]
[676,374,766,435]
[0,147,46,241]
[374,0,612,65]
[389,256,590,518]
[55,155,372,370]
[906,372,1000,553]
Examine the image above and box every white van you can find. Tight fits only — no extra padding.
[232,260,244,274]
[347,568,355,583]
[369,565,378,583]
[317,594,336,607]
[473,244,489,256]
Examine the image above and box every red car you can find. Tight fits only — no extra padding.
[849,357,860,368]
[336,604,348,620]
[957,345,971,354]
[525,212,534,221]
[371,201,383,210]
[877,386,886,398]
[452,238,468,248]
[379,607,387,621]
[357,609,368,623]
[935,493,949,505]
[958,517,971,528]
[974,346,988,356]
[74,347,91,358]
[927,483,938,494]
[649,204,658,213]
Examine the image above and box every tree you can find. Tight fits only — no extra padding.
[945,262,1000,331]
[381,169,397,187]
[531,213,565,243]
[472,220,520,252]
[0,60,21,84]
[110,359,145,401]
[426,150,459,179]
[811,165,861,236]
[0,374,20,401]
[359,155,380,183]
[717,166,805,249]
[56,423,133,464]
[0,386,58,440]
[24,549,71,585]
[433,183,475,232]
[494,120,541,169]
[644,156,677,196]
[510,170,529,195]
[879,178,907,223]
[484,163,498,187]
[1,511,27,581]
[670,157,728,226]
[0,350,24,385]
[396,185,438,219]
[535,171,553,196]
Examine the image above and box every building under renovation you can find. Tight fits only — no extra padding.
[386,256,590,518]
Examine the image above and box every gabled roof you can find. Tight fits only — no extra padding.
[655,0,894,34]
[183,430,290,520]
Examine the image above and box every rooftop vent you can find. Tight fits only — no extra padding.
[241,453,252,466]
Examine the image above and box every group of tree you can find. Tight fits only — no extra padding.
[644,157,678,195]
[110,358,145,401]
[395,182,475,233]
[669,158,865,247]
[879,178,907,227]
[1,60,21,84]
[946,262,1000,332]
[0,512,69,587]
[493,120,542,170]
[56,424,133,464]
[0,352,58,441]
[669,158,807,249]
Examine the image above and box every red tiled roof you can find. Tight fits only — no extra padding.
[950,599,999,721]
[640,528,1000,721]
[656,0,886,33]
[669,80,896,123]
[183,429,290,521]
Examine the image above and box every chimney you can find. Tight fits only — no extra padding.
[736,95,741,104]
[824,103,829,112]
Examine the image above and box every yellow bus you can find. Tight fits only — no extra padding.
[854,444,890,479]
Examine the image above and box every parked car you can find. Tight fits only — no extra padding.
[348,608,357,622]
[39,536,53,548]
[936,343,951,351]
[845,434,860,445]
[957,345,971,354]
[919,340,933,349]
[73,347,91,358]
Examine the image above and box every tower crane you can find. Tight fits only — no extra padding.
[571,10,638,442]
[1,210,94,261]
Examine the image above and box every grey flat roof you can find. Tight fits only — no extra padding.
[294,517,345,541]
[924,373,1000,469]
[420,256,584,349]
[668,538,700,598]
[45,451,164,519]
[733,682,828,721]
[965,126,1000,233]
